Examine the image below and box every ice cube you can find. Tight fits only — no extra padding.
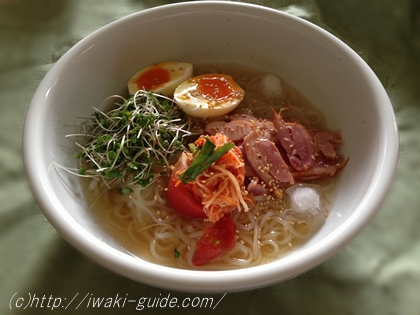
[285,184,323,216]
[261,74,283,98]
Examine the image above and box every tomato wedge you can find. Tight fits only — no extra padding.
[192,216,236,266]
[167,153,207,219]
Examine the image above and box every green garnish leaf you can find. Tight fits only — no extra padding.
[174,248,180,258]
[74,151,84,159]
[103,168,122,179]
[118,187,134,194]
[127,162,138,170]
[108,150,118,160]
[130,135,138,145]
[70,91,192,189]
[137,174,155,187]
[178,138,234,183]
[96,135,105,146]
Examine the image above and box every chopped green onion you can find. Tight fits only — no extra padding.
[188,143,197,155]
[178,137,234,183]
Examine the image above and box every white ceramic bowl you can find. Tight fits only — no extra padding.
[23,1,398,293]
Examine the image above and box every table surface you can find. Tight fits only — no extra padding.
[1,0,420,314]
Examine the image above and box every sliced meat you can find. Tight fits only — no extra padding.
[204,120,227,135]
[205,116,277,144]
[273,108,315,172]
[247,177,268,196]
[243,122,294,189]
[292,154,349,180]
[311,129,344,159]
[257,139,295,184]
[204,120,252,142]
[230,113,259,122]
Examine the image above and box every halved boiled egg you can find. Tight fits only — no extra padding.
[174,74,245,118]
[127,62,193,96]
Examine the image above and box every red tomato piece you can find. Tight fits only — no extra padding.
[192,216,236,266]
[167,153,207,219]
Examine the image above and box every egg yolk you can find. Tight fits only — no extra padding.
[136,67,170,91]
[196,74,236,101]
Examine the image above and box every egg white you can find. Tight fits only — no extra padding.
[127,62,193,96]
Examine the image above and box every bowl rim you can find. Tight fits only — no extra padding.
[22,1,399,293]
